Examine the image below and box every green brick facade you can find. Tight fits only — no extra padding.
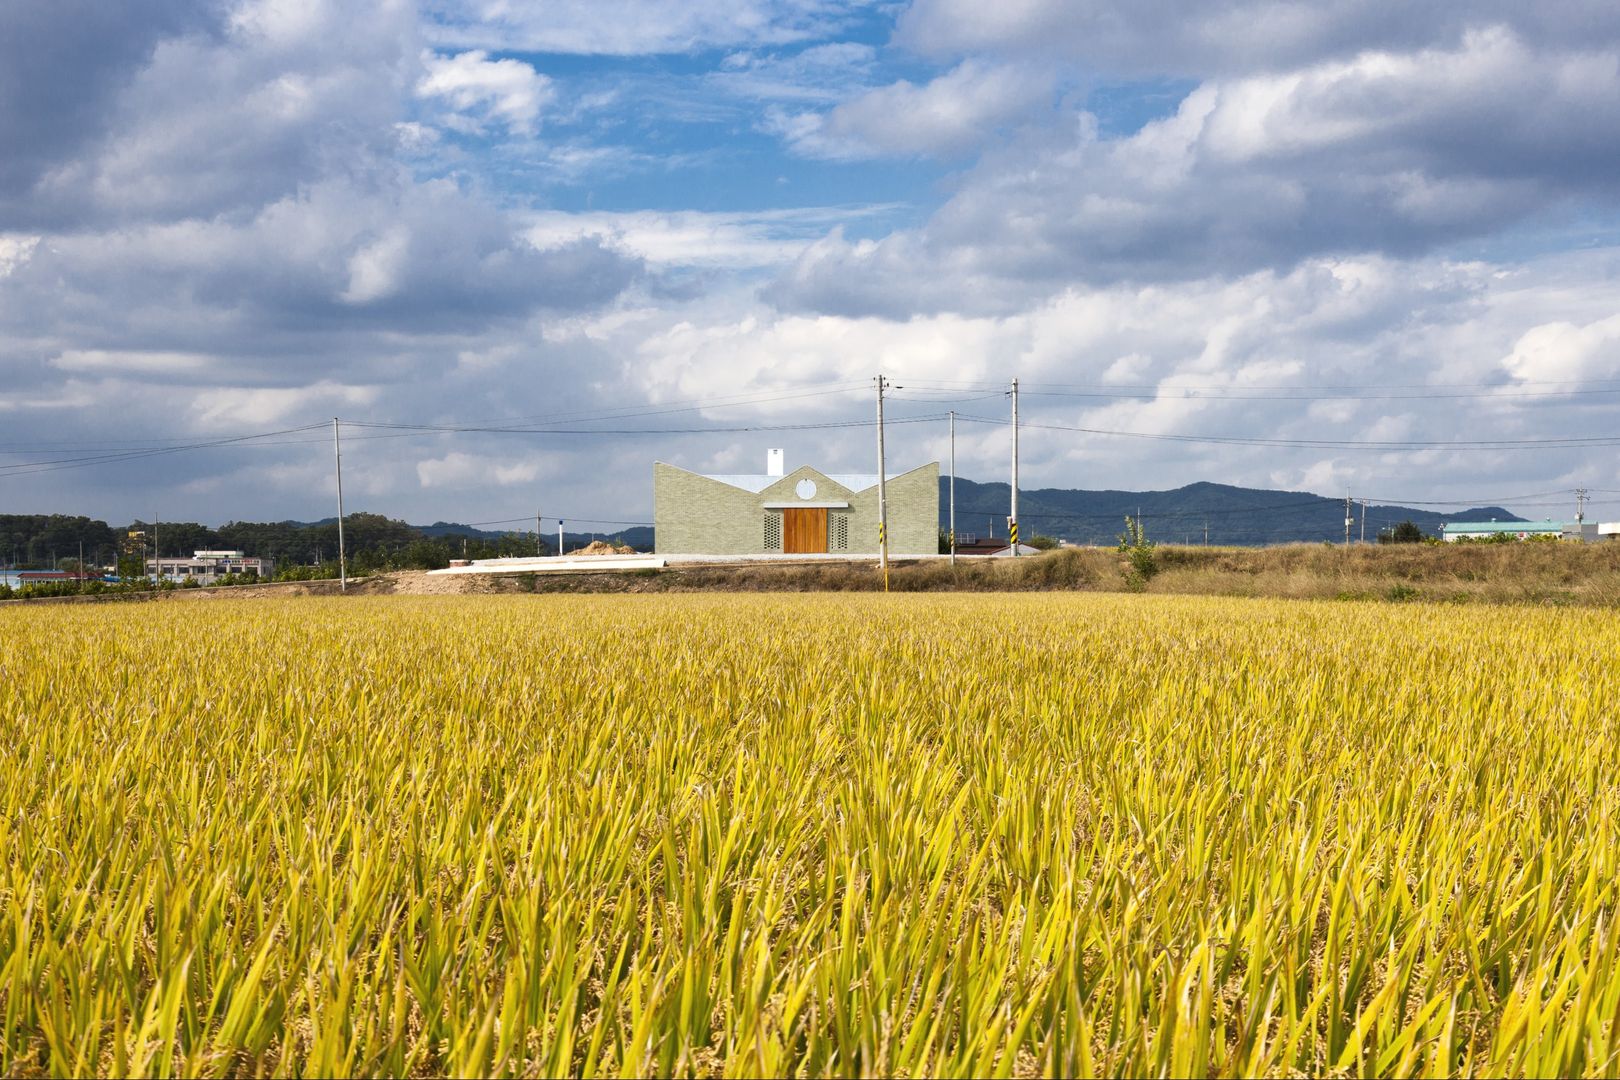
[654,461,940,555]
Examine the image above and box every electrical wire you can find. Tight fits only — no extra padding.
[954,414,1620,451]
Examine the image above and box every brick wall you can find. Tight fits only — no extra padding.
[654,461,939,555]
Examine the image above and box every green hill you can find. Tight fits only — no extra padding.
[938,478,1525,546]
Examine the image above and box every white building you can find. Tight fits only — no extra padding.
[147,549,274,581]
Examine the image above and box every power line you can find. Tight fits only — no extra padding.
[455,514,652,528]
[901,375,1620,392]
[341,414,948,436]
[0,423,330,477]
[954,414,1620,451]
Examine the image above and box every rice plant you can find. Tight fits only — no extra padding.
[1,593,1618,1077]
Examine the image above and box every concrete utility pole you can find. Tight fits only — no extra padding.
[875,374,889,582]
[537,509,543,556]
[332,417,347,592]
[153,513,158,581]
[1204,520,1209,546]
[948,410,957,567]
[1360,499,1367,544]
[1344,494,1353,548]
[558,519,565,557]
[1010,378,1020,555]
[1576,488,1589,526]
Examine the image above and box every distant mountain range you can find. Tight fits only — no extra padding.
[938,478,1524,546]
[409,480,1523,549]
[399,480,1528,549]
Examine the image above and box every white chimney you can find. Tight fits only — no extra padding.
[767,448,785,476]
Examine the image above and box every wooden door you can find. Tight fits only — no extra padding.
[782,508,828,553]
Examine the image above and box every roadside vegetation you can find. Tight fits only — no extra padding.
[351,541,1620,608]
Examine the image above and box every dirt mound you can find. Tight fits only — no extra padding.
[572,540,637,555]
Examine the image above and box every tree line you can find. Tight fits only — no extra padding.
[0,512,550,574]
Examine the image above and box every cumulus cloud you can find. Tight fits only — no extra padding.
[896,0,1620,75]
[772,60,1053,159]
[1502,313,1620,383]
[416,49,553,136]
[5,0,1620,530]
[0,0,219,220]
[417,451,542,488]
[770,28,1620,313]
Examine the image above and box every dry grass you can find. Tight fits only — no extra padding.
[360,543,1620,607]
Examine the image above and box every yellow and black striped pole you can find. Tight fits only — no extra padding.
[1009,521,1019,549]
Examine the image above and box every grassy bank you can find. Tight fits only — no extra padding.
[369,542,1620,607]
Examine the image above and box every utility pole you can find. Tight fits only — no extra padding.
[875,374,889,586]
[948,410,957,567]
[1360,499,1367,544]
[537,508,543,556]
[1576,488,1589,527]
[332,417,347,592]
[1344,494,1353,548]
[1010,378,1020,555]
[1204,520,1209,546]
[153,512,159,581]
[558,519,565,557]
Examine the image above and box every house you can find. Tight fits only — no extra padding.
[654,451,939,555]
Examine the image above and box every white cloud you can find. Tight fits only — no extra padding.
[422,0,861,56]
[341,227,411,304]
[770,28,1620,311]
[896,0,1620,76]
[779,60,1053,159]
[51,349,215,374]
[188,381,380,429]
[417,450,541,488]
[0,234,40,277]
[416,49,553,136]
[522,205,901,271]
[1501,313,1620,383]
[711,42,878,103]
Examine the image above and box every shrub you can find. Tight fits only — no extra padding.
[1116,515,1158,590]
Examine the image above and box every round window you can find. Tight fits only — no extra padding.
[795,478,817,499]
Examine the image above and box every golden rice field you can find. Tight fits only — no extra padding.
[2,593,1619,1078]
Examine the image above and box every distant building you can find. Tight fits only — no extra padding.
[952,536,1041,556]
[654,451,939,555]
[147,549,274,581]
[1440,520,1597,542]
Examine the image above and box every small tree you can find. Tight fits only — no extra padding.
[1390,520,1425,544]
[1117,515,1158,590]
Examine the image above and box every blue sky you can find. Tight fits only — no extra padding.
[3,0,1620,528]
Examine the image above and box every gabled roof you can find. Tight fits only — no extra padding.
[657,461,934,494]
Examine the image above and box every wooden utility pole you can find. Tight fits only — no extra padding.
[1010,378,1020,555]
[948,410,956,567]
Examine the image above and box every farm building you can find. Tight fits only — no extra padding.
[654,451,939,556]
[1440,520,1598,542]
[147,549,275,581]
